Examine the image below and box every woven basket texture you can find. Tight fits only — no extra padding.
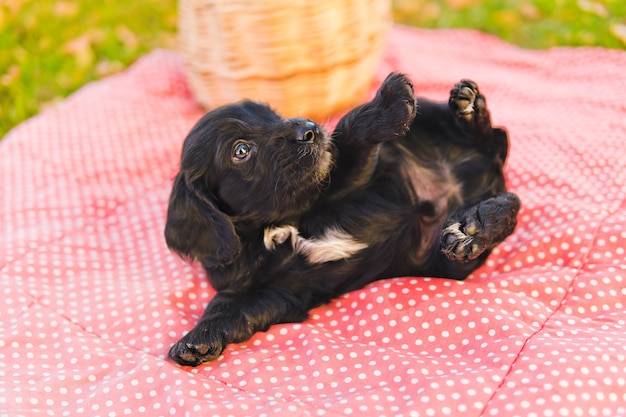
[178,0,391,119]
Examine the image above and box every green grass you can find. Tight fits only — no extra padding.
[0,0,177,138]
[1,0,624,139]
[393,0,626,49]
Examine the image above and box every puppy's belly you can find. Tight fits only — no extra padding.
[264,225,367,264]
[396,148,465,264]
[397,146,462,208]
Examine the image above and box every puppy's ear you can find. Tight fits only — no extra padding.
[164,173,241,269]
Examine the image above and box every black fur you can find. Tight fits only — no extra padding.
[165,74,521,366]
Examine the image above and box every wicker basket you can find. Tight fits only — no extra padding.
[178,0,391,119]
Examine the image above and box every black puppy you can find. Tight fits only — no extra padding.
[165,74,520,366]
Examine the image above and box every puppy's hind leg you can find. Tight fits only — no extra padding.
[441,192,520,263]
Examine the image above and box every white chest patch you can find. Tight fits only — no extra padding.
[263,225,368,264]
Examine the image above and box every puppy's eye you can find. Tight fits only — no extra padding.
[233,142,251,161]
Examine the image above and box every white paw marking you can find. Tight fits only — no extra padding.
[459,103,474,115]
[443,222,468,241]
[263,225,299,250]
[442,222,479,257]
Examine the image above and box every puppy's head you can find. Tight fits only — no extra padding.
[165,100,334,268]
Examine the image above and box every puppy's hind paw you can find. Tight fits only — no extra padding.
[441,193,520,263]
[441,221,485,262]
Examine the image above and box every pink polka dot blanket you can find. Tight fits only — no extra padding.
[2,26,626,416]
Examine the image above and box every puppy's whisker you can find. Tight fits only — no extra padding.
[297,147,312,161]
[272,175,282,203]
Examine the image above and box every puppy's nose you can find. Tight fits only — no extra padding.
[297,121,318,142]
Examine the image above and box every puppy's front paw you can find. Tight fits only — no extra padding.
[449,80,482,119]
[376,73,417,137]
[169,323,226,366]
[449,80,493,136]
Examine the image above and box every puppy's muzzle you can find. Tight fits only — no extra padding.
[295,120,319,143]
